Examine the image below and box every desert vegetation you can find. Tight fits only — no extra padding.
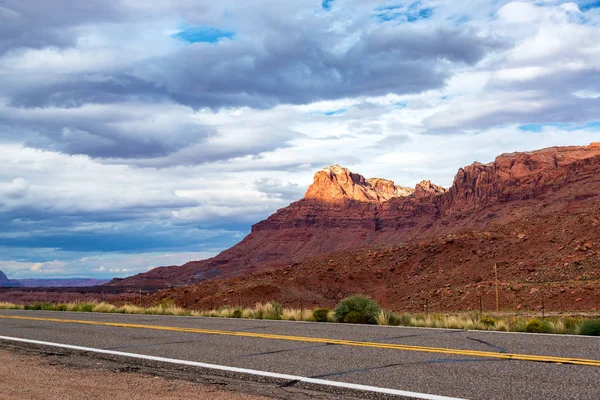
[1,298,599,336]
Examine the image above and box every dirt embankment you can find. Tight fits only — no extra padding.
[0,349,270,400]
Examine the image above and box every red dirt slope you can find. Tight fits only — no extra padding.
[109,143,600,313]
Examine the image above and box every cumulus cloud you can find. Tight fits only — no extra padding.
[1,0,599,278]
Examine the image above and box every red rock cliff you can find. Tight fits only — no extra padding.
[108,143,600,288]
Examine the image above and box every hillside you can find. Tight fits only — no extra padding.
[109,143,600,297]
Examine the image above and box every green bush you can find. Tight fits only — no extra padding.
[525,319,551,333]
[71,303,94,312]
[312,308,330,322]
[400,314,412,326]
[343,311,365,323]
[55,304,68,311]
[480,317,496,327]
[264,301,282,320]
[231,309,243,318]
[387,312,401,326]
[580,319,600,336]
[24,302,57,311]
[564,317,581,334]
[334,295,381,324]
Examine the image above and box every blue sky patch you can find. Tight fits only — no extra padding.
[173,25,235,44]
[395,101,407,109]
[322,0,335,10]
[517,122,594,132]
[582,121,600,129]
[578,1,600,11]
[518,124,543,132]
[324,108,347,116]
[452,15,471,25]
[373,2,434,23]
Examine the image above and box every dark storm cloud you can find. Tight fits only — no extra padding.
[0,0,127,54]
[6,74,169,109]
[0,0,504,166]
[0,103,214,159]
[143,26,501,109]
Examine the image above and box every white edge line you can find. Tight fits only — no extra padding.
[0,335,466,400]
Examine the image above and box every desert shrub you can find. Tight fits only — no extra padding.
[343,311,366,323]
[231,309,243,318]
[282,308,303,321]
[334,295,380,324]
[55,304,68,311]
[375,310,401,326]
[387,312,401,326]
[265,301,282,320]
[525,319,551,333]
[253,301,282,320]
[158,298,177,308]
[580,319,600,336]
[92,302,117,313]
[525,319,542,333]
[313,308,330,322]
[0,302,22,310]
[24,302,56,311]
[480,316,496,327]
[400,314,412,326]
[70,302,94,312]
[564,317,581,334]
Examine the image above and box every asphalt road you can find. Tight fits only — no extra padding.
[0,310,599,399]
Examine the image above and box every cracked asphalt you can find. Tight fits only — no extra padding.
[1,310,599,399]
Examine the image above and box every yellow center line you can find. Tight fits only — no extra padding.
[1,315,599,367]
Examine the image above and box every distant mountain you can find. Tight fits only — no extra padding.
[0,271,108,288]
[0,270,23,287]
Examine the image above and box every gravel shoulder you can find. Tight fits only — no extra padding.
[0,348,271,400]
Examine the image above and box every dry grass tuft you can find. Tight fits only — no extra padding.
[0,298,593,336]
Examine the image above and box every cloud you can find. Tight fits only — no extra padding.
[1,0,600,279]
[140,24,499,110]
[1,178,30,199]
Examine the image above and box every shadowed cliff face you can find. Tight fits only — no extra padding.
[108,143,600,288]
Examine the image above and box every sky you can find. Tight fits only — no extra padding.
[1,0,599,279]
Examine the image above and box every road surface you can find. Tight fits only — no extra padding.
[0,309,599,399]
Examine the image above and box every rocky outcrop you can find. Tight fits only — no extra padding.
[304,165,414,202]
[414,180,447,198]
[441,143,600,211]
[108,143,600,289]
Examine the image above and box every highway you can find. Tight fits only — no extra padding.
[1,310,599,399]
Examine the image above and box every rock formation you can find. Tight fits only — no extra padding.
[108,143,600,289]
[304,164,415,202]
[0,270,22,287]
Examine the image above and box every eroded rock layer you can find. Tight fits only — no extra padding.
[108,143,600,290]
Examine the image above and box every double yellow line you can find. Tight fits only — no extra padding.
[1,315,599,367]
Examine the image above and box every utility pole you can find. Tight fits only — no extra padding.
[494,263,499,313]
